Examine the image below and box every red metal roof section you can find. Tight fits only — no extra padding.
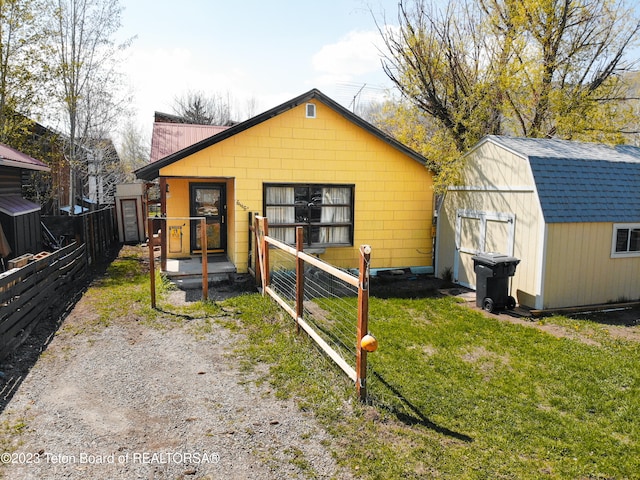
[0,142,49,171]
[150,122,230,163]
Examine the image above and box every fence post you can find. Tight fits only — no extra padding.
[295,226,304,333]
[253,215,262,290]
[356,245,371,402]
[148,218,156,309]
[201,218,208,301]
[261,217,270,289]
[161,217,167,272]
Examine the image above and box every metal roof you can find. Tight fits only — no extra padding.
[484,135,640,223]
[0,195,41,216]
[150,122,230,163]
[0,143,49,171]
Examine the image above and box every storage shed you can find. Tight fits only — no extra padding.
[435,135,640,310]
[0,143,50,263]
[114,183,146,243]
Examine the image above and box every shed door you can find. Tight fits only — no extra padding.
[120,199,140,243]
[454,210,515,288]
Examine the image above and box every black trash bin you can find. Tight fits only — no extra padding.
[472,253,520,313]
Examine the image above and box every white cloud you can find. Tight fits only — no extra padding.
[311,30,386,86]
[121,46,261,136]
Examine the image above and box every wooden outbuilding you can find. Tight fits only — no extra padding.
[0,143,50,265]
[436,135,640,310]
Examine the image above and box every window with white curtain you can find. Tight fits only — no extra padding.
[264,183,354,247]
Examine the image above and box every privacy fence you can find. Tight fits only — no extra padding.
[42,206,117,265]
[0,242,87,360]
[0,208,117,360]
[253,216,373,401]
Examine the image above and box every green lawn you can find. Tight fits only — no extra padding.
[47,246,638,478]
[221,293,640,479]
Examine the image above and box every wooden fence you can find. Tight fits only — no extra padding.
[0,242,87,360]
[253,216,372,401]
[42,207,117,265]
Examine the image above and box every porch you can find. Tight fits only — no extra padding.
[162,255,237,290]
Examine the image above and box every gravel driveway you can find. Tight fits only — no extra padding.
[0,287,349,479]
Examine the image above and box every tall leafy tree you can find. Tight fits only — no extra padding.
[0,0,48,146]
[49,0,130,211]
[378,0,640,188]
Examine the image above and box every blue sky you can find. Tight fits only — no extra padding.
[118,0,401,136]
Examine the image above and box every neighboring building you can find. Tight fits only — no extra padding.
[85,137,121,207]
[0,143,50,263]
[435,135,640,310]
[16,115,120,214]
[135,89,435,274]
[149,113,230,163]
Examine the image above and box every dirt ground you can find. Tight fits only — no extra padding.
[0,250,351,480]
[0,254,638,480]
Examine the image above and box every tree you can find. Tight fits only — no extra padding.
[378,0,640,187]
[0,0,49,147]
[117,120,150,181]
[172,90,234,125]
[48,0,131,211]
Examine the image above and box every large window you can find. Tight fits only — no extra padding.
[611,224,640,258]
[264,183,354,247]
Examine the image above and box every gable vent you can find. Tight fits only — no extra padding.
[306,103,316,118]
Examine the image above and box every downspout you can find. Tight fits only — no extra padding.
[433,191,445,278]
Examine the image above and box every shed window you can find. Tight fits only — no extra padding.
[264,183,354,247]
[611,224,640,258]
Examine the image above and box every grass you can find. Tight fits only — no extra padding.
[6,245,638,478]
[220,293,640,479]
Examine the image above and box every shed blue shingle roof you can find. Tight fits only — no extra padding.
[486,136,640,223]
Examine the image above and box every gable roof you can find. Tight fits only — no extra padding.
[0,142,49,172]
[481,135,640,223]
[150,122,230,162]
[135,89,428,181]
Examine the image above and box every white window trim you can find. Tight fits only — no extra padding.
[305,103,316,118]
[611,223,640,258]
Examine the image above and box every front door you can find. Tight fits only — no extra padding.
[190,183,227,254]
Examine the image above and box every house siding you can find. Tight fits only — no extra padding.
[543,223,640,308]
[160,101,434,273]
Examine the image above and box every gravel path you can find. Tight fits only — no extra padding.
[0,288,350,479]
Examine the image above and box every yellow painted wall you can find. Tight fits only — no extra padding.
[163,178,236,263]
[160,100,434,273]
[436,142,544,308]
[543,223,640,308]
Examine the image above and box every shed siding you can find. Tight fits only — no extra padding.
[437,142,543,308]
[439,190,542,307]
[543,223,640,308]
[161,102,433,273]
[462,142,533,186]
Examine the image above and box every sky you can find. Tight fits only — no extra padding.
[116,0,402,140]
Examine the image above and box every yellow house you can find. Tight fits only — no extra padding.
[436,135,640,310]
[135,89,435,276]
